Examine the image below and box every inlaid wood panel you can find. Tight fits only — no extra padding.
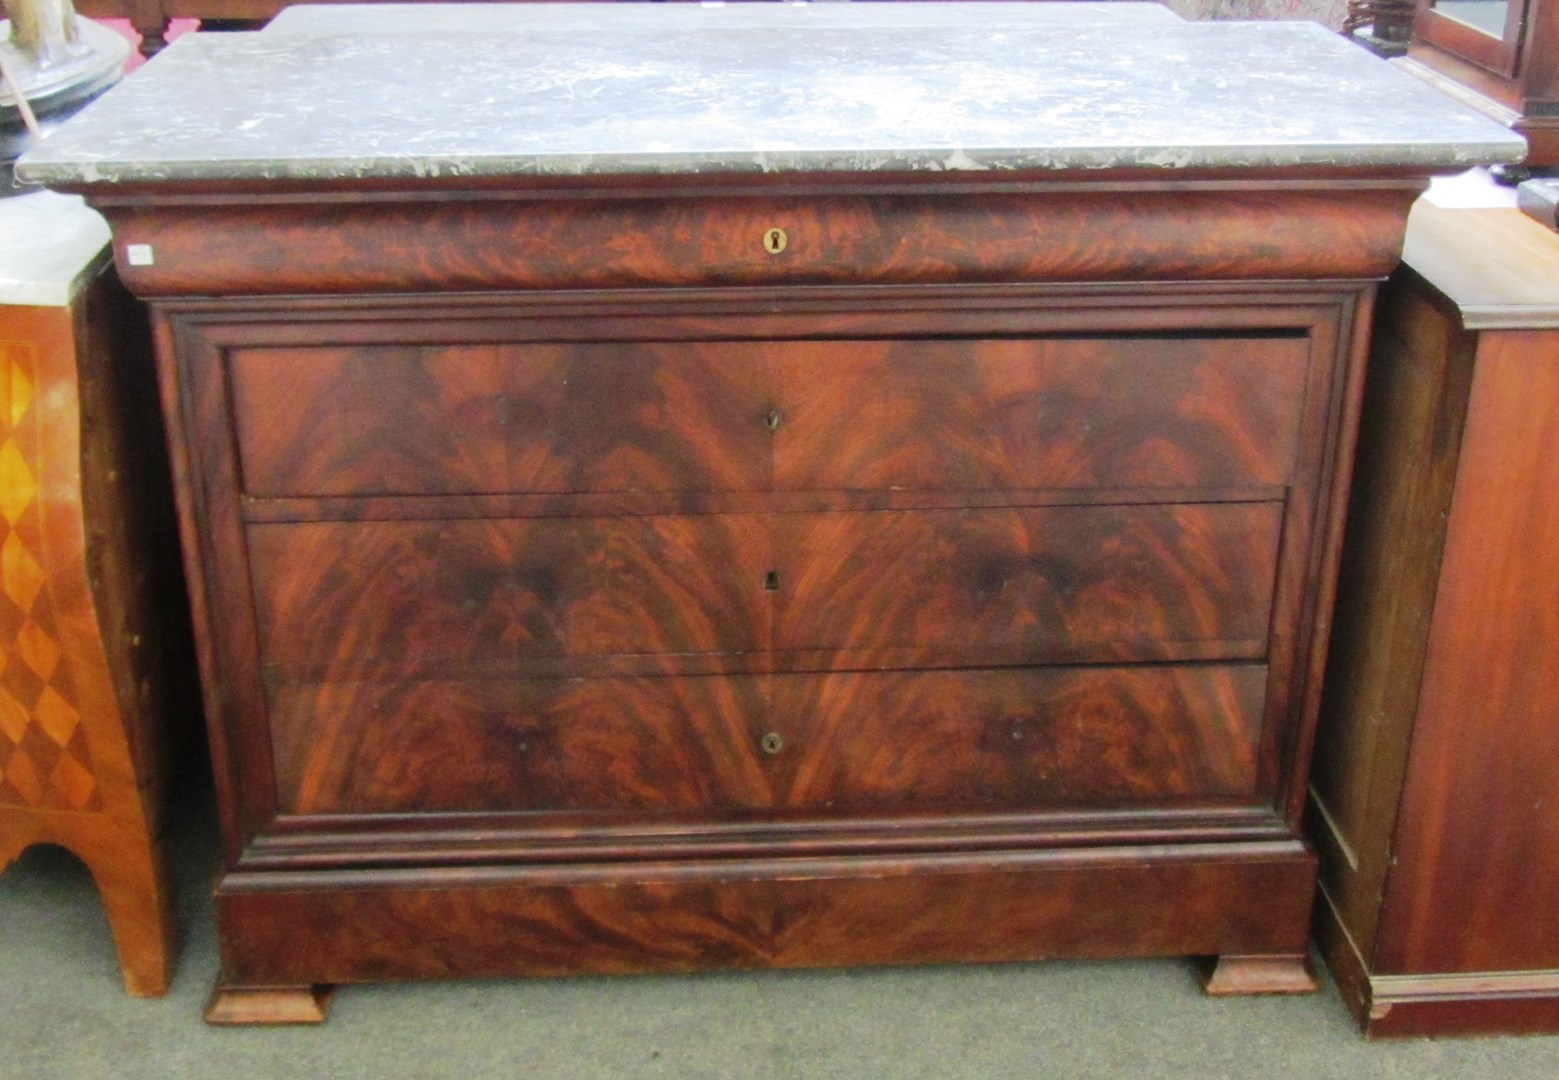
[772,336,1309,491]
[247,515,774,674]
[773,504,1282,665]
[268,664,1266,816]
[0,339,101,812]
[227,335,1308,499]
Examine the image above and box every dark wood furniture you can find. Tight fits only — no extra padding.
[91,179,1416,1025]
[1311,195,1559,1037]
[1402,0,1559,167]
[0,196,190,996]
[24,6,1522,1024]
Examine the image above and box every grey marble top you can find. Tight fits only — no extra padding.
[16,2,1525,188]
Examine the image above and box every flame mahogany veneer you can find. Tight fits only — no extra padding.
[87,174,1418,1022]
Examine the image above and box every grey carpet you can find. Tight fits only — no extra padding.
[3,789,1556,1080]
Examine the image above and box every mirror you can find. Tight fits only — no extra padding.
[1430,0,1510,37]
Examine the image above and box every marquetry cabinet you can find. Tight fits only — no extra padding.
[1311,197,1559,1037]
[0,193,191,996]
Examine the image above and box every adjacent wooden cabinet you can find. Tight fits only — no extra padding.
[1311,197,1559,1037]
[1402,0,1559,166]
[0,195,192,996]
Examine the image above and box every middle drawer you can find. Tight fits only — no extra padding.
[247,502,1281,676]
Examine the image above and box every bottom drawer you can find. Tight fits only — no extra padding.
[270,665,1267,816]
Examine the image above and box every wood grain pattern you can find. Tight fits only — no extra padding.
[229,342,769,498]
[104,187,1416,298]
[773,504,1281,663]
[1376,324,1559,976]
[212,844,1319,984]
[1309,204,1559,1035]
[266,664,1267,816]
[91,160,1402,1016]
[773,335,1307,490]
[228,335,1308,499]
[246,503,1279,678]
[1308,278,1473,955]
[247,514,773,673]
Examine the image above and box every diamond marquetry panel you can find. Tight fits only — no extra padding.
[0,340,99,811]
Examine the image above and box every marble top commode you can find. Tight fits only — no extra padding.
[16,2,1524,187]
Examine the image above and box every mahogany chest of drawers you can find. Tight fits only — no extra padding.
[18,4,1523,1022]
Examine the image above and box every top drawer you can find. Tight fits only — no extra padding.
[228,335,1308,498]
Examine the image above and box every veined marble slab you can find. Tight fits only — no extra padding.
[17,2,1525,187]
[0,192,111,307]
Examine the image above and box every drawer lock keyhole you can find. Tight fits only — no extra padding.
[760,732,785,755]
[764,570,780,591]
[763,227,788,254]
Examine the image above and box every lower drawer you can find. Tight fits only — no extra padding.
[269,664,1267,816]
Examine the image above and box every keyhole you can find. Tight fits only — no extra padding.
[764,571,780,591]
[764,227,788,254]
[760,732,785,755]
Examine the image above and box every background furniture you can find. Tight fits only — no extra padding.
[1400,0,1559,168]
[0,192,191,996]
[1310,190,1559,1037]
[20,3,1523,1023]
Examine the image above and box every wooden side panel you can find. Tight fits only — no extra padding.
[267,664,1267,815]
[1376,327,1559,975]
[1307,278,1475,956]
[213,846,1319,984]
[0,283,191,997]
[773,336,1309,491]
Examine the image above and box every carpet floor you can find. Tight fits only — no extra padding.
[4,786,1557,1080]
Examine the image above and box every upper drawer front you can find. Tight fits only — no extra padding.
[771,336,1307,491]
[269,664,1267,816]
[246,502,1278,676]
[228,336,1308,498]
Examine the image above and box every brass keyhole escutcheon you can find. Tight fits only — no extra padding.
[761,732,785,755]
[763,227,788,255]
